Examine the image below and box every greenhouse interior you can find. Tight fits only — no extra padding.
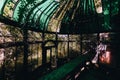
[0,0,120,80]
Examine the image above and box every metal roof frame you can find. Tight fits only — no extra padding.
[0,0,120,34]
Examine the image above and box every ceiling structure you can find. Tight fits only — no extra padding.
[0,0,120,34]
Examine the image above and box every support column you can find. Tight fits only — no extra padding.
[23,28,28,80]
[97,33,100,64]
[97,33,100,42]
[80,34,83,54]
[42,32,46,65]
[67,34,69,59]
[55,33,58,59]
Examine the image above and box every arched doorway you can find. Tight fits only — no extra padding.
[42,41,57,69]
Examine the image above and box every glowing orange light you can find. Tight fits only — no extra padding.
[105,51,111,64]
[99,51,111,64]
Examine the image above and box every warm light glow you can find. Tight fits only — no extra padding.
[99,51,111,64]
[106,51,111,63]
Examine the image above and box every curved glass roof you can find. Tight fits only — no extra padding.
[0,0,120,33]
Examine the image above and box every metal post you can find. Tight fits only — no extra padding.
[80,34,83,54]
[23,28,28,80]
[55,33,58,59]
[42,32,46,65]
[67,34,69,60]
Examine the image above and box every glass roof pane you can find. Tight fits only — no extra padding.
[28,0,54,22]
[13,1,22,21]
[44,4,59,30]
[0,0,6,14]
[0,0,119,33]
[27,0,59,30]
[40,2,58,27]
